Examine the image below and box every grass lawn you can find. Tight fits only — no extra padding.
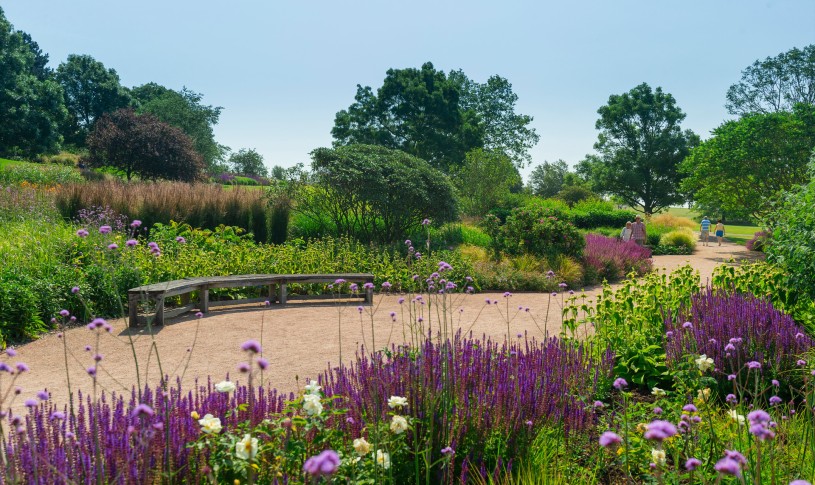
[664,207,760,245]
[0,157,25,168]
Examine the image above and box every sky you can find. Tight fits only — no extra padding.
[4,0,814,180]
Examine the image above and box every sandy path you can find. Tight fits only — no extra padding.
[2,242,755,410]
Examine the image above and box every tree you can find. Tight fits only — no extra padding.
[18,31,51,80]
[331,62,483,172]
[0,7,65,157]
[528,160,569,198]
[449,70,540,167]
[586,83,699,215]
[132,83,227,170]
[229,148,267,177]
[556,185,596,207]
[726,45,815,116]
[85,108,203,182]
[298,144,457,243]
[452,149,521,216]
[56,54,132,145]
[680,104,815,219]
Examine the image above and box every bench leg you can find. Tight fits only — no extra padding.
[201,289,209,313]
[365,287,373,304]
[128,293,139,328]
[154,297,165,326]
[268,284,276,303]
[278,283,287,304]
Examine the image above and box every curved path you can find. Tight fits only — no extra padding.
[3,243,756,409]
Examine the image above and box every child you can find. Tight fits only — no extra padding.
[620,221,633,242]
[715,220,725,246]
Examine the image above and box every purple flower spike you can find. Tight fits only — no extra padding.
[240,340,262,354]
[598,431,622,447]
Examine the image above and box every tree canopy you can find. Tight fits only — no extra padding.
[584,83,699,214]
[0,7,66,157]
[452,149,521,216]
[85,108,204,182]
[229,148,267,177]
[298,144,457,243]
[449,70,539,167]
[56,54,132,146]
[528,160,569,198]
[680,103,815,219]
[726,45,815,116]
[331,62,483,172]
[132,83,227,170]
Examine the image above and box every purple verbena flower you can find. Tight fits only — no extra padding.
[598,431,622,447]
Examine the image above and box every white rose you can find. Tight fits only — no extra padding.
[387,395,408,409]
[303,393,323,416]
[198,414,222,434]
[235,433,258,460]
[215,380,236,393]
[651,387,666,397]
[695,355,714,372]
[304,381,322,395]
[651,448,666,466]
[728,410,746,425]
[390,415,409,434]
[376,449,391,469]
[353,437,371,456]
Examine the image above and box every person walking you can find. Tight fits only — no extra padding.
[632,216,647,246]
[700,216,712,246]
[620,221,633,242]
[715,219,725,246]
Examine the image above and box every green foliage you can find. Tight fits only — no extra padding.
[483,206,584,261]
[303,144,458,243]
[84,108,205,182]
[228,148,267,177]
[132,83,227,170]
[452,149,521,216]
[0,8,66,157]
[659,229,696,251]
[650,244,693,256]
[726,44,815,116]
[56,54,132,146]
[681,104,815,220]
[586,83,700,214]
[528,160,569,198]
[764,161,815,300]
[0,162,83,186]
[567,199,634,228]
[448,70,540,167]
[332,62,483,172]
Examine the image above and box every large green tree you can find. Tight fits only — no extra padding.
[586,83,699,215]
[0,7,65,157]
[132,83,227,170]
[528,160,569,198]
[85,108,204,182]
[331,62,483,172]
[229,148,267,177]
[56,54,132,145]
[680,104,815,219]
[452,149,521,216]
[449,70,539,168]
[299,144,457,243]
[726,45,815,116]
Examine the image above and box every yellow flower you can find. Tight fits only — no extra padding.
[696,388,711,402]
[636,422,648,433]
[190,411,200,420]
[651,448,666,466]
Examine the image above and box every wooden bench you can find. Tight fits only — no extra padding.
[127,273,375,327]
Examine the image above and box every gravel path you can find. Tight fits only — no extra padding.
[3,242,755,410]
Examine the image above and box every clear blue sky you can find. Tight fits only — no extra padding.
[4,0,814,179]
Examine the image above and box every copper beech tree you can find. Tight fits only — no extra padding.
[84,108,204,182]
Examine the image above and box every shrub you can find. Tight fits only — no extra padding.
[746,230,770,251]
[485,206,584,261]
[664,290,814,397]
[568,199,636,229]
[0,163,84,186]
[582,234,652,285]
[548,254,584,289]
[651,244,693,256]
[659,229,697,251]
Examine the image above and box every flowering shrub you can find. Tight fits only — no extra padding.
[483,206,584,261]
[664,290,814,395]
[582,234,652,284]
[746,230,770,252]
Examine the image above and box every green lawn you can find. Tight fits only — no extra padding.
[0,157,25,168]
[664,207,760,245]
